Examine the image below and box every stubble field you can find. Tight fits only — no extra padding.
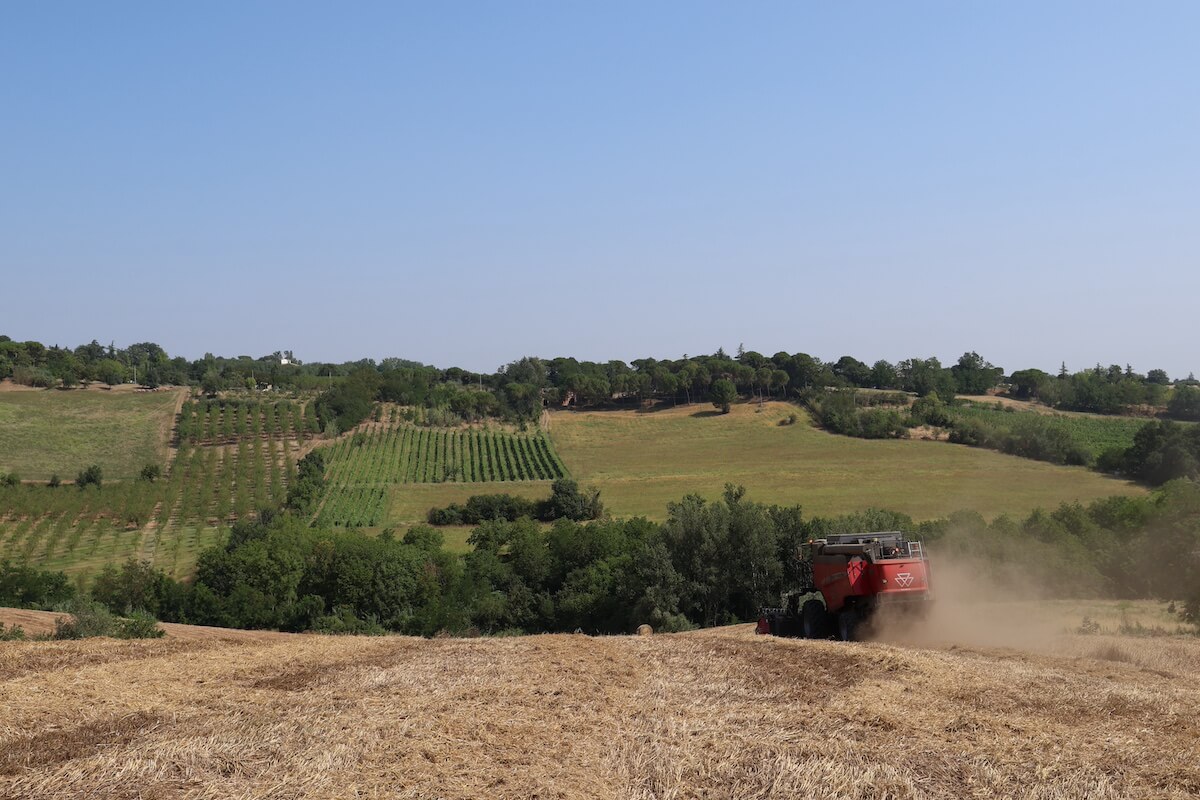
[0,617,1196,799]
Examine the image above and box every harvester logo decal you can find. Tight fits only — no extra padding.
[895,572,915,588]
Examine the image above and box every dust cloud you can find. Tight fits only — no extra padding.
[867,555,1063,652]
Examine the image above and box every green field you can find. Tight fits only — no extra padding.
[0,388,182,480]
[544,401,1147,521]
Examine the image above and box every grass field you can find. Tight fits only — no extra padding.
[0,619,1196,799]
[0,389,183,480]
[546,401,1147,521]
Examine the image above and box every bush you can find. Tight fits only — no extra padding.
[309,607,387,635]
[0,622,26,641]
[946,413,1089,466]
[805,391,906,439]
[52,599,164,640]
[428,493,538,525]
[910,393,953,427]
[138,463,161,483]
[90,559,181,618]
[76,464,103,490]
[1113,421,1200,485]
[116,610,166,639]
[427,481,603,526]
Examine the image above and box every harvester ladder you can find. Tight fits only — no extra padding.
[907,541,925,559]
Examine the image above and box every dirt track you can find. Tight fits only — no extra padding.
[1,621,1197,799]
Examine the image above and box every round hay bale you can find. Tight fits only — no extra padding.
[636,624,653,636]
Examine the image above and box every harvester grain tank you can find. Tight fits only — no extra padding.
[756,531,931,641]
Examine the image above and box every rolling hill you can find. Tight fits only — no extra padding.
[0,392,1153,573]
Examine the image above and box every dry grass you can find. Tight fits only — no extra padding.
[1,622,1197,799]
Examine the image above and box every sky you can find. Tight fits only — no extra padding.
[2,2,1198,377]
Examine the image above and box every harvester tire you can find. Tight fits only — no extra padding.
[801,599,830,639]
[838,610,858,642]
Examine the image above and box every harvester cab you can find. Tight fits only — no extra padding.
[756,531,932,641]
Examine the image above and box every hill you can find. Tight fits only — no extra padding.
[0,393,1155,575]
[543,401,1146,521]
[1,619,1196,799]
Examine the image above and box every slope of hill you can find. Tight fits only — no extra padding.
[1,622,1196,799]
[545,401,1146,521]
[0,395,312,580]
[0,387,183,481]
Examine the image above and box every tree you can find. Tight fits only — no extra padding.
[870,360,898,389]
[97,359,126,386]
[1168,385,1200,421]
[1010,368,1051,400]
[900,357,957,398]
[951,352,1003,395]
[832,356,872,388]
[710,379,737,413]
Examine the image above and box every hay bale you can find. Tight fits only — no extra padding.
[636,624,653,636]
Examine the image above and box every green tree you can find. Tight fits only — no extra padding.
[1167,385,1200,421]
[710,379,737,413]
[951,352,1004,395]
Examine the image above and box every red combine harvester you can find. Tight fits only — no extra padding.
[757,531,931,641]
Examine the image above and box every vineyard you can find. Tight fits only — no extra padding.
[952,402,1149,460]
[315,415,568,528]
[0,397,312,580]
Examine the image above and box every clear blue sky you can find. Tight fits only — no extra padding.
[3,2,1197,377]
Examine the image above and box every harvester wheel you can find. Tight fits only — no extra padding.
[837,609,858,642]
[801,599,830,639]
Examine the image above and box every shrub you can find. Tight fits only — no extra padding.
[52,599,164,640]
[310,607,387,635]
[910,393,953,427]
[0,622,26,641]
[139,463,161,483]
[53,599,118,639]
[76,464,103,490]
[116,610,166,639]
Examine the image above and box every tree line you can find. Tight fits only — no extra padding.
[4,480,1198,636]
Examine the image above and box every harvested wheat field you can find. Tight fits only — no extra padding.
[2,623,1198,800]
